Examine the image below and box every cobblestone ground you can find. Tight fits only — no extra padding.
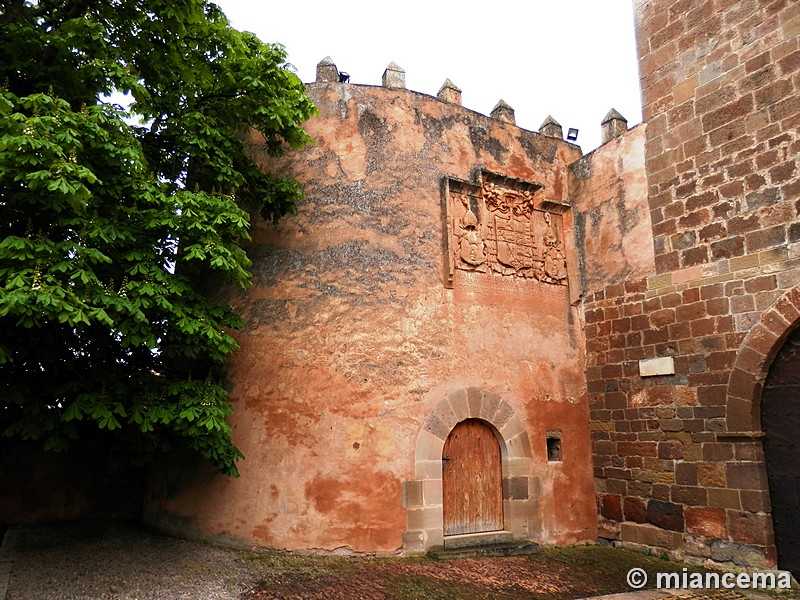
[3,522,798,600]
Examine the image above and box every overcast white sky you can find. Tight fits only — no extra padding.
[213,1,643,153]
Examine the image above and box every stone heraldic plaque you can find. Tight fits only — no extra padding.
[444,174,568,289]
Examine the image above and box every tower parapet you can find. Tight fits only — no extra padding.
[490,99,516,125]
[437,78,462,105]
[311,58,636,153]
[600,108,627,144]
[539,115,563,139]
[382,62,406,89]
[315,56,338,83]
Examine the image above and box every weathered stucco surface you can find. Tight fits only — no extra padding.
[570,126,654,294]
[144,83,597,553]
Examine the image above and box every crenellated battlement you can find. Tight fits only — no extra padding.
[313,56,629,151]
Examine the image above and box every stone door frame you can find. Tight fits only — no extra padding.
[402,387,540,554]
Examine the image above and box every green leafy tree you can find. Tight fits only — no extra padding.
[0,0,316,475]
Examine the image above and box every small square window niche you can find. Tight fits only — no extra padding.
[546,432,562,462]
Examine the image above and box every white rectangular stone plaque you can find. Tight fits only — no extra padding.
[639,356,675,377]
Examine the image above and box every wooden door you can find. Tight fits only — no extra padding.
[442,419,503,536]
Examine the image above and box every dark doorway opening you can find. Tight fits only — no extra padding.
[762,326,800,579]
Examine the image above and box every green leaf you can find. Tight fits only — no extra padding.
[62,402,84,422]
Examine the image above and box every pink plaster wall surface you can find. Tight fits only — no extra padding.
[570,126,654,295]
[143,84,598,553]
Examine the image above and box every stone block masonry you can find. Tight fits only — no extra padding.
[638,0,800,276]
[585,257,799,564]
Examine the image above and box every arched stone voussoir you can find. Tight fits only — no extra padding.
[445,389,470,422]
[493,399,515,429]
[748,321,783,353]
[726,284,800,433]
[500,414,526,442]
[432,396,459,432]
[417,388,532,462]
[459,388,503,422]
[422,412,450,441]
[479,391,501,422]
[465,387,483,417]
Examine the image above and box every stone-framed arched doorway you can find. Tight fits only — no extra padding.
[401,387,539,554]
[725,285,800,576]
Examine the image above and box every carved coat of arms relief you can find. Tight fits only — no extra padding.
[447,177,568,286]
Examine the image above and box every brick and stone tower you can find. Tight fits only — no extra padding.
[585,0,800,573]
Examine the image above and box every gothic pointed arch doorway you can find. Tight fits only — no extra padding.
[442,419,504,536]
